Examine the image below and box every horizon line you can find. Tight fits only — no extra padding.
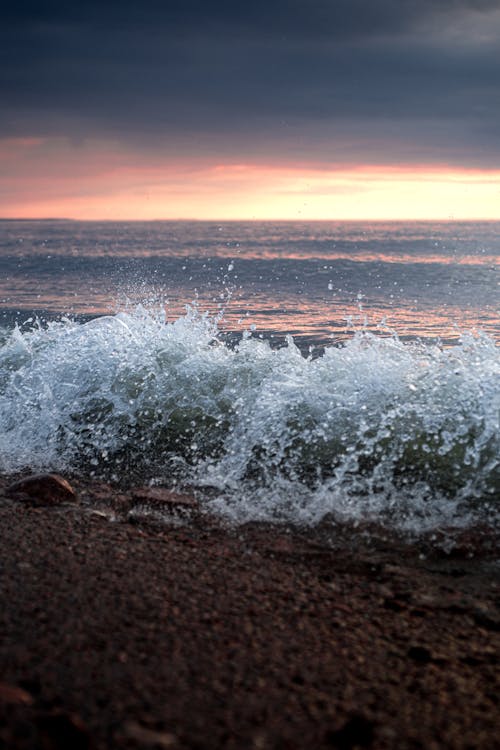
[2,216,500,223]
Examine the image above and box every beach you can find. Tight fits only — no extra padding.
[1,476,499,749]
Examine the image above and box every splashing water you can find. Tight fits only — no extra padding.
[0,307,498,533]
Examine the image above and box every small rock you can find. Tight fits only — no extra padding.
[6,474,76,506]
[472,608,500,632]
[0,682,34,706]
[118,721,177,747]
[325,714,375,748]
[36,712,90,750]
[407,645,433,664]
[131,487,198,509]
[383,597,406,613]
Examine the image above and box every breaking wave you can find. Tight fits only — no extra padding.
[0,307,498,532]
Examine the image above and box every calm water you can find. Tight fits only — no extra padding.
[0,220,499,535]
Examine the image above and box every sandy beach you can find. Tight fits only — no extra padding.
[0,475,499,749]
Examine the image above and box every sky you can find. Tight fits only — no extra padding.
[1,0,500,220]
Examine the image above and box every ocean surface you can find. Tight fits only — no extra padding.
[1,220,499,535]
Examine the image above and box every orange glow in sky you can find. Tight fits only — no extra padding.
[2,137,500,221]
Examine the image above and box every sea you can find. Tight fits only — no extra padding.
[0,220,499,536]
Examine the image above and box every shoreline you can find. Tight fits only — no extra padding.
[0,475,499,749]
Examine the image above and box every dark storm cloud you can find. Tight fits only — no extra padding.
[2,0,500,167]
[3,0,498,37]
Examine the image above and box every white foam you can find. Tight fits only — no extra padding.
[0,307,498,532]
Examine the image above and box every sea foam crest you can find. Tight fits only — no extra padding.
[0,307,498,531]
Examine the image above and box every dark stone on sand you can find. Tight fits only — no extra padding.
[36,713,90,750]
[325,714,375,748]
[0,682,33,706]
[472,608,500,632]
[407,645,433,664]
[131,486,198,509]
[118,721,177,747]
[6,474,76,506]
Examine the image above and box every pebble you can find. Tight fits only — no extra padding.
[0,681,34,706]
[6,474,77,506]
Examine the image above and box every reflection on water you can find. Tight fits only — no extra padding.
[187,297,500,347]
[0,220,498,346]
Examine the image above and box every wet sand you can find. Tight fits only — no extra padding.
[0,477,499,749]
